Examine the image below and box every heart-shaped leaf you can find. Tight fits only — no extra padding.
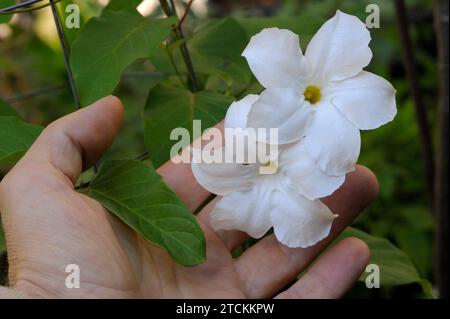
[71,9,175,105]
[85,159,206,266]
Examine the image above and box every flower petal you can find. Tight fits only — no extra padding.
[328,71,397,130]
[247,87,314,144]
[210,179,275,238]
[242,28,307,90]
[305,10,372,84]
[192,161,254,196]
[271,187,337,248]
[225,94,259,130]
[280,141,345,200]
[303,101,361,176]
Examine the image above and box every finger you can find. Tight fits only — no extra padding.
[157,122,225,211]
[275,237,370,299]
[197,197,249,251]
[0,95,123,241]
[157,152,211,211]
[234,165,378,298]
[10,96,124,185]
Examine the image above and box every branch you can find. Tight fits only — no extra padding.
[159,0,199,92]
[5,72,161,105]
[178,0,195,28]
[0,0,64,15]
[433,0,449,298]
[4,84,65,104]
[394,0,435,206]
[49,0,81,109]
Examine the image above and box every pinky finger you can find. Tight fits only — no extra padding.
[275,237,370,299]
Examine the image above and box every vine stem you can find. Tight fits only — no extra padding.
[48,0,81,110]
[433,0,449,299]
[394,0,435,206]
[0,0,64,15]
[159,0,199,92]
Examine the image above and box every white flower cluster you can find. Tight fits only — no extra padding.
[192,11,397,248]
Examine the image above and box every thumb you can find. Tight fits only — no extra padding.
[21,95,124,184]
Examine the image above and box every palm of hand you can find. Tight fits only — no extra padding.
[0,97,376,299]
[2,171,243,298]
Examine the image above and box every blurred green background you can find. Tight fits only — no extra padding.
[0,0,440,298]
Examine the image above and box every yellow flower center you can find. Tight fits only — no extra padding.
[303,85,321,105]
[262,160,278,171]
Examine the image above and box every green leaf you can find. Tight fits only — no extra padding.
[144,85,234,167]
[0,99,19,118]
[151,17,251,94]
[0,117,43,165]
[71,9,175,105]
[0,0,15,24]
[190,18,252,94]
[85,159,206,266]
[105,0,143,11]
[189,17,248,62]
[337,227,431,295]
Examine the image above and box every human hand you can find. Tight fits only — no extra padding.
[0,96,378,299]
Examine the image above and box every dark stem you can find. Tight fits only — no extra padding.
[4,84,65,104]
[134,151,150,161]
[0,0,63,14]
[5,72,162,104]
[433,0,449,299]
[193,194,216,215]
[48,0,81,110]
[394,0,435,206]
[159,0,199,92]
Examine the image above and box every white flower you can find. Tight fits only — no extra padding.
[242,10,397,176]
[192,95,340,248]
[191,10,397,248]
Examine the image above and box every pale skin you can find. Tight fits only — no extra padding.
[0,96,378,299]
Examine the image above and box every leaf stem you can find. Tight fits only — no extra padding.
[164,44,188,89]
[177,0,195,29]
[134,151,150,161]
[159,0,200,92]
[394,0,435,206]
